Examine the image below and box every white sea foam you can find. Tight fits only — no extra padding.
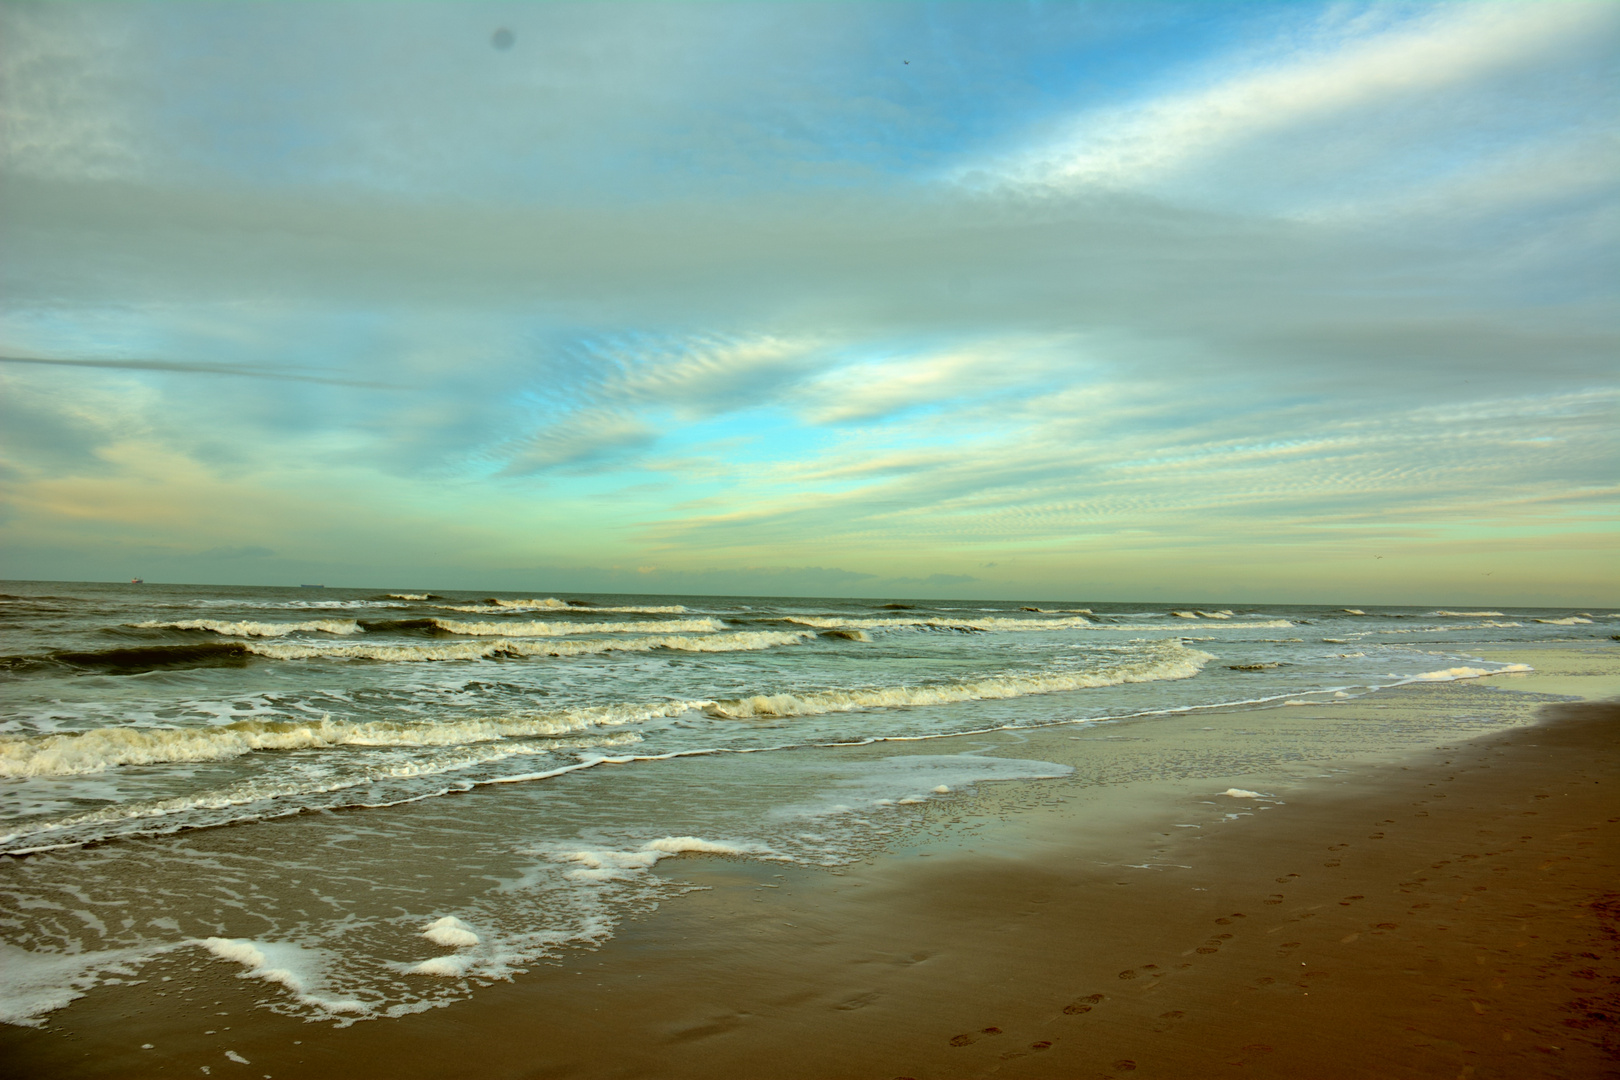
[1195,610,1234,619]
[1095,620,1294,631]
[1404,664,1532,683]
[1534,617,1592,625]
[427,617,725,637]
[1432,611,1507,617]
[135,619,362,637]
[782,614,1095,632]
[0,732,644,851]
[1171,611,1199,618]
[201,937,364,1013]
[388,594,431,601]
[440,598,688,614]
[1341,609,1367,615]
[241,629,810,663]
[420,917,479,948]
[550,836,766,883]
[1223,788,1268,798]
[408,955,476,978]
[0,943,150,1027]
[706,643,1213,719]
[0,703,694,777]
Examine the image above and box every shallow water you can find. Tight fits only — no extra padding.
[0,580,1611,1026]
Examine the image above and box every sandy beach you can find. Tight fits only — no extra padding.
[4,645,1616,1079]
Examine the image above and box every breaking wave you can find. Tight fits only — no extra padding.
[8,643,256,673]
[0,704,699,777]
[706,641,1213,719]
[782,615,1095,632]
[423,618,726,637]
[440,598,688,614]
[244,630,810,663]
[0,643,1211,777]
[134,619,362,638]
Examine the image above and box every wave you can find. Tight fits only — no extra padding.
[706,642,1213,719]
[242,630,811,663]
[0,731,646,850]
[440,598,688,614]
[1021,607,1093,614]
[1373,622,1523,634]
[0,704,699,777]
[6,643,256,674]
[1534,617,1592,625]
[781,615,1094,632]
[0,642,1208,777]
[5,630,810,674]
[386,594,439,601]
[422,617,726,637]
[1432,610,1507,618]
[133,619,362,638]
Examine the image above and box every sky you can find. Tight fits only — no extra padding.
[0,1,1615,604]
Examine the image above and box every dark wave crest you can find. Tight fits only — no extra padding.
[357,618,455,635]
[4,642,256,675]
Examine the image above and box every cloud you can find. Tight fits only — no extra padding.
[0,354,397,388]
[0,3,1613,602]
[501,410,658,475]
[981,2,1620,203]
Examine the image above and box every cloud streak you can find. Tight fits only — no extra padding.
[0,2,1613,603]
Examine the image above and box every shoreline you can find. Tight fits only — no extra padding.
[2,645,1616,1078]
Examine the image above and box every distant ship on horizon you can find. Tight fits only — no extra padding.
[130,577,143,585]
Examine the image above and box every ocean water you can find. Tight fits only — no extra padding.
[0,580,1611,1027]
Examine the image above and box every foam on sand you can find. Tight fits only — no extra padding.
[201,937,365,1014]
[1405,663,1533,683]
[548,836,770,883]
[420,916,479,948]
[134,619,361,637]
[0,943,154,1027]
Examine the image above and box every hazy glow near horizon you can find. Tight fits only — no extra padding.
[1,2,1615,604]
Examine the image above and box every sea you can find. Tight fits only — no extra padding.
[1,580,1612,1028]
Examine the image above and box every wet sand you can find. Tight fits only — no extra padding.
[4,646,1616,1079]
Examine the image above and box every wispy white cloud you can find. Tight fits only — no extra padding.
[977,2,1619,207]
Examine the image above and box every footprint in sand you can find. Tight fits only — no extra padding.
[1159,1010,1186,1020]
[948,1027,1002,1046]
[1118,969,1139,980]
[1064,993,1105,1014]
[1265,893,1285,905]
[1112,1059,1138,1071]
